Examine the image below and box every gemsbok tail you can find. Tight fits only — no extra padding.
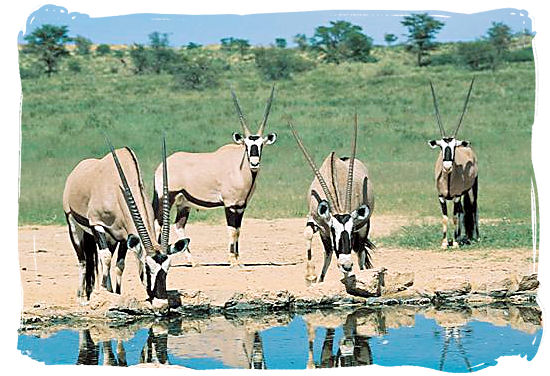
[81,232,98,299]
[462,177,478,242]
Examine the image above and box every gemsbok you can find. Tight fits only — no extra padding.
[288,114,375,283]
[152,86,277,266]
[63,135,189,310]
[428,77,479,248]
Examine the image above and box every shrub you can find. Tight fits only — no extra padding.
[74,35,92,55]
[310,21,374,64]
[129,43,153,74]
[505,47,534,62]
[19,62,44,79]
[430,52,457,66]
[67,59,81,73]
[253,48,313,80]
[456,40,497,70]
[170,54,223,90]
[96,44,111,56]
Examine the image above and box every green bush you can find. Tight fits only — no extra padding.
[129,43,153,74]
[170,53,223,90]
[67,59,82,73]
[74,35,92,55]
[19,62,44,79]
[456,40,497,70]
[505,47,534,62]
[96,44,111,56]
[253,48,313,80]
[430,52,457,66]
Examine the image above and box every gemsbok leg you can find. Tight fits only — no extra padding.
[452,197,463,248]
[113,241,127,294]
[304,219,318,283]
[92,225,113,292]
[318,235,333,283]
[439,196,449,249]
[174,204,194,265]
[225,205,245,267]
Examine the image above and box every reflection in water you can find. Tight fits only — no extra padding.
[18,305,542,370]
[439,326,471,372]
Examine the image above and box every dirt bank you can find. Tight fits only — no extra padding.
[18,215,538,319]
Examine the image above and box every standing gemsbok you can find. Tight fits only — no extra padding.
[152,86,277,266]
[288,114,375,283]
[428,77,479,248]
[63,135,189,310]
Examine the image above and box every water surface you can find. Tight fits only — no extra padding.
[18,305,542,372]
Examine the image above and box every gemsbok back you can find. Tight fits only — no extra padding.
[63,135,189,310]
[427,77,479,248]
[152,86,277,266]
[288,114,375,283]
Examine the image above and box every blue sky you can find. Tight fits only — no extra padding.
[18,5,532,46]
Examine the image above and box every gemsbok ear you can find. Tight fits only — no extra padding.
[352,204,370,222]
[265,132,277,145]
[232,132,244,144]
[127,234,140,249]
[169,238,190,255]
[428,140,438,148]
[317,200,331,220]
[460,140,471,147]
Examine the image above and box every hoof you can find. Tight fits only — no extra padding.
[229,254,240,268]
[440,240,449,249]
[305,273,317,285]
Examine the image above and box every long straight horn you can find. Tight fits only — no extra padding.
[161,133,170,254]
[429,80,446,137]
[104,135,154,252]
[345,113,358,212]
[230,86,251,137]
[257,84,275,136]
[454,76,475,137]
[287,121,337,211]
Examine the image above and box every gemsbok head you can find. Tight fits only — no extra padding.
[427,77,479,248]
[63,134,189,311]
[231,85,278,172]
[152,86,278,267]
[288,114,375,283]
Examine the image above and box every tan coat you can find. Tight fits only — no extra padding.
[63,148,156,242]
[435,146,478,198]
[155,144,256,209]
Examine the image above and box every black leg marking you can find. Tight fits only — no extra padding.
[115,241,128,295]
[319,236,333,283]
[226,206,245,257]
[453,200,464,243]
[440,197,448,241]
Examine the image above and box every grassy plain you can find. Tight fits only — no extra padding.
[18,47,535,250]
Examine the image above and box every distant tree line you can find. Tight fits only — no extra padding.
[20,14,533,87]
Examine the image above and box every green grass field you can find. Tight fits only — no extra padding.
[18,47,536,249]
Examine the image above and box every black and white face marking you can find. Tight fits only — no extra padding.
[428,137,470,172]
[233,132,277,171]
[127,235,189,307]
[317,201,371,275]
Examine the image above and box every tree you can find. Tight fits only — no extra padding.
[275,38,287,48]
[129,43,152,74]
[23,24,71,76]
[96,44,111,55]
[74,35,92,55]
[384,33,398,46]
[221,37,250,55]
[310,21,374,64]
[487,22,512,59]
[148,32,176,73]
[456,40,497,71]
[254,47,312,80]
[186,42,202,50]
[401,13,444,66]
[293,33,309,51]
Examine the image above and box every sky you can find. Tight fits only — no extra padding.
[18,5,532,46]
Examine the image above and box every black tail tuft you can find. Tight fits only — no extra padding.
[82,232,97,300]
[362,238,376,269]
[152,178,162,226]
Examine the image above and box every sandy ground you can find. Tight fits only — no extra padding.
[18,215,537,316]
